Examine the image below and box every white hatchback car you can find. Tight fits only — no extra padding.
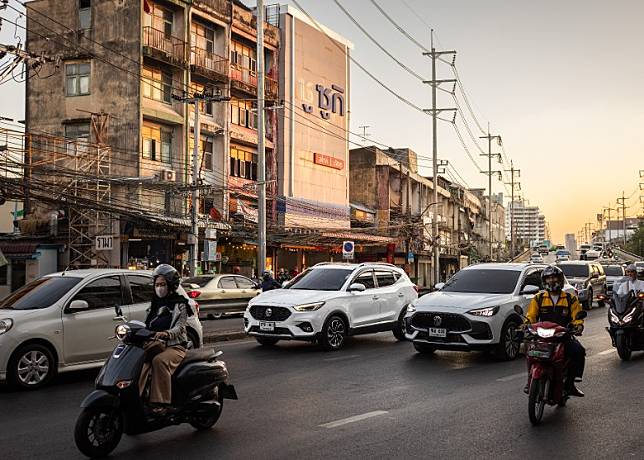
[0,269,203,389]
[243,263,418,350]
[404,263,576,360]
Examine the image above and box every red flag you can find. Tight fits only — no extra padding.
[143,0,151,14]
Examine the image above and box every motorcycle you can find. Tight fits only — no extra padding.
[74,306,238,458]
[514,305,587,425]
[601,291,644,361]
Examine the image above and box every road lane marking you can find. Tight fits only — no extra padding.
[597,348,616,356]
[496,372,525,382]
[320,410,388,429]
[323,354,360,362]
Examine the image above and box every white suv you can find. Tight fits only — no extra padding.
[243,263,418,350]
[404,263,576,360]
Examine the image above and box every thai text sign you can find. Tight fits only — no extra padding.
[314,153,344,170]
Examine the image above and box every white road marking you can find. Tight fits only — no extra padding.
[496,372,525,382]
[597,348,616,356]
[323,354,360,362]
[320,410,389,429]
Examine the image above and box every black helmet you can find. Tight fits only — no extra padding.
[152,264,180,291]
[541,265,564,292]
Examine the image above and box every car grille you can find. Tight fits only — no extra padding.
[249,305,291,321]
[249,326,293,336]
[411,312,470,332]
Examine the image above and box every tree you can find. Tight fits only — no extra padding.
[625,224,644,256]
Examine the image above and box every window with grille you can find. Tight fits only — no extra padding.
[230,98,256,129]
[189,135,214,171]
[79,0,91,30]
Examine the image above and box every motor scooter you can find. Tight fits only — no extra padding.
[601,290,644,361]
[74,306,238,458]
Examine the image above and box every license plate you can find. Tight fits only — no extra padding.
[428,327,447,338]
[259,321,275,332]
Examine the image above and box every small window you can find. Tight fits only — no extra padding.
[218,277,237,289]
[235,277,256,289]
[355,270,376,290]
[375,270,396,288]
[66,62,91,96]
[127,275,154,304]
[64,123,90,140]
[71,276,123,310]
[79,0,91,30]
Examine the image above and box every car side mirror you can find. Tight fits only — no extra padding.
[513,305,523,315]
[68,300,89,311]
[434,282,445,290]
[348,283,366,293]
[521,285,540,295]
[575,311,587,320]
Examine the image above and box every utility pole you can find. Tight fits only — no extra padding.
[480,125,502,261]
[504,160,520,258]
[175,90,229,276]
[617,192,628,246]
[603,206,616,245]
[256,0,267,276]
[422,30,456,285]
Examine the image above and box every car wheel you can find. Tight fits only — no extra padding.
[187,328,201,349]
[392,309,407,341]
[8,343,56,390]
[413,342,436,354]
[208,312,225,320]
[256,337,279,346]
[496,319,521,361]
[320,315,347,351]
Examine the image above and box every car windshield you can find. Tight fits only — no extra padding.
[0,276,83,310]
[182,276,214,288]
[604,266,623,276]
[556,250,569,255]
[284,268,353,291]
[441,269,520,294]
[559,264,588,278]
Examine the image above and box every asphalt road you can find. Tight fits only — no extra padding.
[2,304,642,460]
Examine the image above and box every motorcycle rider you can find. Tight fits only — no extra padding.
[616,264,644,296]
[138,264,190,414]
[524,265,586,397]
[260,270,282,291]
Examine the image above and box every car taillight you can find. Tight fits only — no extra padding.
[187,290,201,299]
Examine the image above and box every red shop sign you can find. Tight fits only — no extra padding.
[314,153,345,170]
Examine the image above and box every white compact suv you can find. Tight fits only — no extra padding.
[243,263,418,350]
[404,263,576,360]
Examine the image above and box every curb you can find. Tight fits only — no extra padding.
[203,330,247,344]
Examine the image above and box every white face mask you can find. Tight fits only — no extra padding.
[155,285,168,298]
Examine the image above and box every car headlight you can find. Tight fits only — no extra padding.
[115,324,130,341]
[0,318,13,335]
[293,302,325,312]
[407,303,417,313]
[467,306,500,317]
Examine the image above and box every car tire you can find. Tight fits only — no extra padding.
[8,343,56,390]
[495,318,521,361]
[208,312,225,320]
[187,328,201,349]
[392,309,407,341]
[320,315,347,351]
[413,342,436,354]
[256,337,279,346]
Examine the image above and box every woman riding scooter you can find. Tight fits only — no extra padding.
[138,264,190,414]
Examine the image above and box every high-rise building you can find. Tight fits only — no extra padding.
[505,200,546,246]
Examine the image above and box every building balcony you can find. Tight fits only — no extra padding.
[230,64,278,100]
[143,26,186,67]
[190,47,229,83]
[198,0,231,18]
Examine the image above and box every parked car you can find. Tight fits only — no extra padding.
[182,274,261,319]
[530,253,544,264]
[601,264,626,295]
[243,262,418,350]
[557,261,607,309]
[555,250,571,262]
[0,269,203,389]
[404,263,575,360]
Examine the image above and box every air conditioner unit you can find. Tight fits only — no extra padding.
[162,169,176,182]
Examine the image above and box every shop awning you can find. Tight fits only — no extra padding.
[320,231,397,244]
[0,241,39,258]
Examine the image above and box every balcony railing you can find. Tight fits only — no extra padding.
[143,26,185,65]
[230,64,278,99]
[191,47,228,81]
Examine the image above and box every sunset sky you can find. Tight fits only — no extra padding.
[1,0,642,242]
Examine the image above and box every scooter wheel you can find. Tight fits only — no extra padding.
[190,396,224,430]
[74,408,122,458]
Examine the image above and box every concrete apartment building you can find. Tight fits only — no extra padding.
[505,200,546,246]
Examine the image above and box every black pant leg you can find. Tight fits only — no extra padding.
[565,338,586,379]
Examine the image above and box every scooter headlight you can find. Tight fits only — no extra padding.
[115,324,130,341]
[536,327,556,338]
[622,308,637,324]
[609,310,622,325]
